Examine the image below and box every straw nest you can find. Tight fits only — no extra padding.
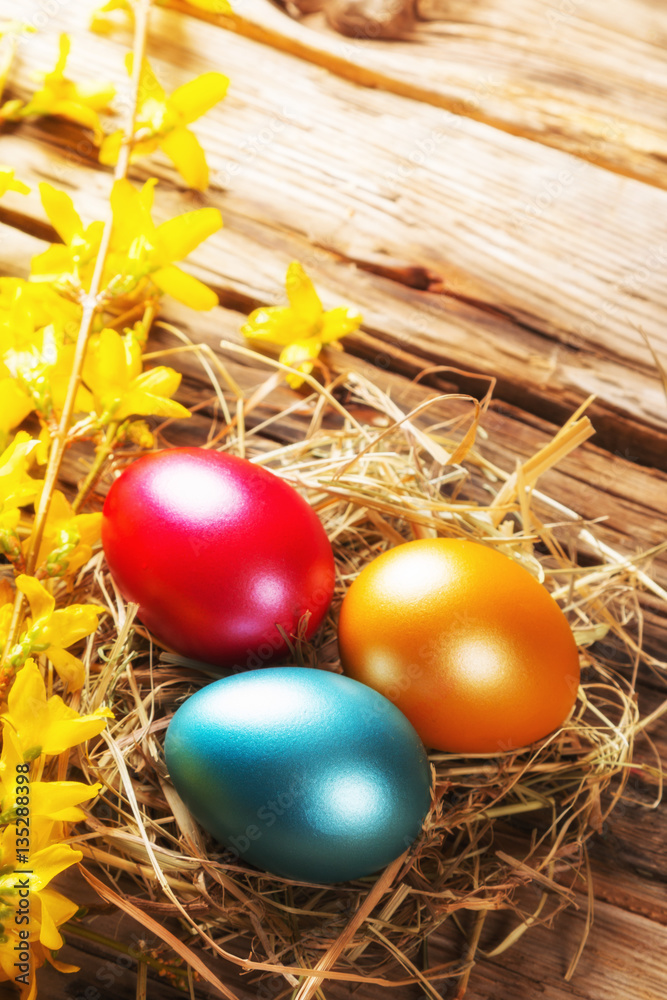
[67,340,665,1000]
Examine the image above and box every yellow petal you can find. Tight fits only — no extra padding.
[155,206,222,263]
[114,365,191,421]
[129,134,163,159]
[50,352,95,417]
[42,698,113,755]
[126,52,166,108]
[30,243,76,280]
[52,34,70,79]
[1,667,113,758]
[45,951,81,974]
[35,426,51,465]
[64,543,93,577]
[0,431,39,476]
[3,658,47,754]
[0,166,30,196]
[0,376,33,435]
[110,178,157,251]
[320,305,363,343]
[280,338,322,389]
[241,306,310,346]
[31,843,83,890]
[42,603,102,649]
[29,490,70,567]
[160,126,209,190]
[168,72,229,124]
[152,264,218,310]
[0,724,23,779]
[45,646,85,690]
[83,326,135,404]
[16,574,55,622]
[0,943,15,983]
[31,779,101,820]
[36,492,102,555]
[139,176,158,213]
[285,261,322,326]
[76,510,103,548]
[99,129,123,166]
[116,392,191,421]
[39,183,83,245]
[0,508,20,533]
[37,887,79,950]
[131,365,182,398]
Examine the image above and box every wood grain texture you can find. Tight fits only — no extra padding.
[1,0,666,998]
[166,0,667,191]
[1,3,667,467]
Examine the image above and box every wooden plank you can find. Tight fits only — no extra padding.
[2,7,666,1000]
[1,5,667,467]
[164,0,667,192]
[439,900,667,1000]
[2,125,667,471]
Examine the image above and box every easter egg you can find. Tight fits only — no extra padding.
[338,538,580,754]
[101,448,335,667]
[164,667,432,882]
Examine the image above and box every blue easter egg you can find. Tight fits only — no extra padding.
[164,667,431,883]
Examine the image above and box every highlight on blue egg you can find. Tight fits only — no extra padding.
[164,667,432,883]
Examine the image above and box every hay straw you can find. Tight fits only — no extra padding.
[68,341,666,998]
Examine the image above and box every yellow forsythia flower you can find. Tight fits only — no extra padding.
[0,828,83,976]
[0,672,108,987]
[100,55,228,190]
[1,658,113,758]
[0,166,29,196]
[31,183,105,291]
[0,726,101,826]
[0,284,46,437]
[26,491,102,580]
[107,177,222,307]
[82,326,191,423]
[0,369,33,448]
[0,280,86,422]
[17,34,115,142]
[0,277,81,332]
[242,261,363,388]
[32,179,222,310]
[9,579,104,689]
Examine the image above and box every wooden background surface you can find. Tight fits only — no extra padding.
[0,0,666,997]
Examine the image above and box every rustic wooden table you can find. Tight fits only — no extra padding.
[1,0,665,998]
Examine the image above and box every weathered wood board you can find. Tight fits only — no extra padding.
[1,0,666,998]
[174,0,667,191]
[3,3,667,469]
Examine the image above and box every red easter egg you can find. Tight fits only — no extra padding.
[102,448,335,667]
